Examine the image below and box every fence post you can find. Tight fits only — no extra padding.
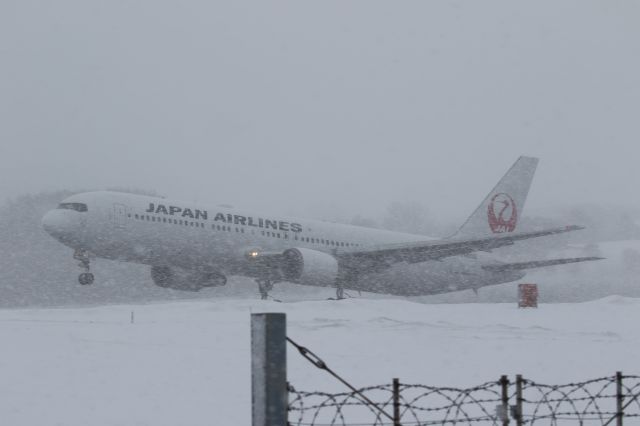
[500,375,510,426]
[251,313,288,426]
[616,371,624,426]
[515,375,523,426]
[393,378,401,426]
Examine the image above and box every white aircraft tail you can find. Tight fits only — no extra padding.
[452,156,539,239]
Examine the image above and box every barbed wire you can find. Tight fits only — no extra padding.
[288,375,640,425]
[286,335,640,425]
[519,375,640,425]
[289,381,505,426]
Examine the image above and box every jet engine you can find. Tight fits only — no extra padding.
[281,248,339,287]
[150,266,174,288]
[193,270,228,288]
[150,266,227,291]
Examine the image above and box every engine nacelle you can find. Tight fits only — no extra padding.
[150,266,174,288]
[193,270,227,288]
[281,248,339,287]
[150,266,227,291]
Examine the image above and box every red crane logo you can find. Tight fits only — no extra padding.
[487,193,518,233]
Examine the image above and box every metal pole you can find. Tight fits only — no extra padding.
[251,313,287,426]
[515,375,523,426]
[617,371,624,426]
[393,378,401,426]
[501,375,510,426]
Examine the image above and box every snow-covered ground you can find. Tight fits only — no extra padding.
[1,296,638,425]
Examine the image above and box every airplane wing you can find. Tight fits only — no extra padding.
[336,225,585,273]
[481,256,604,273]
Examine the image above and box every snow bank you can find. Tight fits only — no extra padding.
[1,297,638,425]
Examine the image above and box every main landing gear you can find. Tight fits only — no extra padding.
[332,275,351,300]
[74,249,94,285]
[256,279,273,300]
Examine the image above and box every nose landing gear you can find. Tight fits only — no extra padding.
[79,272,94,285]
[74,250,94,285]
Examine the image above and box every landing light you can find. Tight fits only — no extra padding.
[249,250,260,258]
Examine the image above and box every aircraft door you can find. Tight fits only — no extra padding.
[112,203,131,229]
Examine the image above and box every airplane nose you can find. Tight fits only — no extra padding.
[42,209,83,242]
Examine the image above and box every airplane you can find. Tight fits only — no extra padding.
[41,156,601,300]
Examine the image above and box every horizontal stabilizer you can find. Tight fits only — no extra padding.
[340,225,588,274]
[482,256,604,273]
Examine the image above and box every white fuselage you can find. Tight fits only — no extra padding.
[42,191,524,296]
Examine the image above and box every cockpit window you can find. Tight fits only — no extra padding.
[58,203,88,212]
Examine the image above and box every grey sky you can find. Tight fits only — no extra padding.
[2,1,639,224]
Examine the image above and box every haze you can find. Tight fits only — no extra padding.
[2,1,638,224]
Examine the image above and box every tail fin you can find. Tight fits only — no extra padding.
[452,156,539,239]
